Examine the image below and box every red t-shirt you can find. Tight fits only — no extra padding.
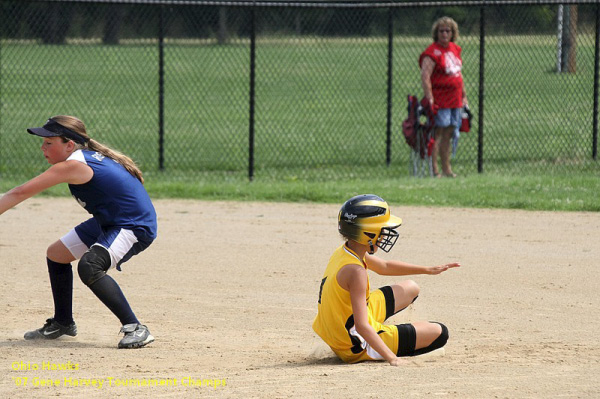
[419,42,464,109]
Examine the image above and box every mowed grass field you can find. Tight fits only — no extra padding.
[1,34,598,210]
[1,34,598,175]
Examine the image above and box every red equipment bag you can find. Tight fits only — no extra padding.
[460,105,473,133]
[402,95,437,159]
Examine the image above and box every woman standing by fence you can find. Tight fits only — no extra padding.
[420,16,468,178]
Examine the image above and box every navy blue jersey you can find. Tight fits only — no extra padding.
[67,150,157,241]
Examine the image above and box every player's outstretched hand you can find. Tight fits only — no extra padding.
[428,262,460,275]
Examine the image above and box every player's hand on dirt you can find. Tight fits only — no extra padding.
[428,262,460,275]
[388,357,410,366]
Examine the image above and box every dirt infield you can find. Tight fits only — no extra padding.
[1,198,599,398]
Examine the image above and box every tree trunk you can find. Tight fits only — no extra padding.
[561,5,578,74]
[103,5,125,45]
[41,3,71,44]
[217,7,228,44]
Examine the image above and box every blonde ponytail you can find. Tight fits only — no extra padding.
[52,115,144,184]
[87,139,144,184]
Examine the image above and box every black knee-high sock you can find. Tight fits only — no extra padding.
[47,258,74,326]
[88,275,139,326]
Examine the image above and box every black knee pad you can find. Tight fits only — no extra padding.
[431,322,449,349]
[396,323,417,357]
[78,245,111,287]
[414,322,449,356]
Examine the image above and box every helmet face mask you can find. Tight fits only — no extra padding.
[338,194,402,254]
[377,226,400,253]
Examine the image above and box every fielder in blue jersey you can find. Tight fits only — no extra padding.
[0,115,157,349]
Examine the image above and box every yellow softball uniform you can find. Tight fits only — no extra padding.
[312,244,400,363]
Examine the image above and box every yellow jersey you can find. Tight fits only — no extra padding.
[312,244,371,354]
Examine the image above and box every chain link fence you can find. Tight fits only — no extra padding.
[1,0,598,182]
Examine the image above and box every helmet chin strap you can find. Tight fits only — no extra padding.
[368,240,375,254]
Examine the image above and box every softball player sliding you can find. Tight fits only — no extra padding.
[313,194,459,365]
[0,115,156,349]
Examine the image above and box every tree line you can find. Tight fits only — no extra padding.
[0,1,595,44]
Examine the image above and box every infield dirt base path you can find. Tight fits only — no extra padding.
[1,198,599,398]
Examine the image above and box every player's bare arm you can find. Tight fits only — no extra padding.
[337,263,405,366]
[461,73,468,105]
[365,253,460,276]
[0,161,92,215]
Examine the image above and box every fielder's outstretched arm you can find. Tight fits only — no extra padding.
[0,161,90,215]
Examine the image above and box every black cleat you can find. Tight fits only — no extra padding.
[24,318,77,340]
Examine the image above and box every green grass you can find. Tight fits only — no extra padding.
[2,172,598,212]
[1,35,599,212]
[2,35,598,178]
[123,172,600,212]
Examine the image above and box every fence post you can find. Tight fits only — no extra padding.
[477,5,486,173]
[158,4,165,171]
[385,7,393,166]
[248,5,256,181]
[557,5,563,73]
[593,4,599,160]
[0,26,2,174]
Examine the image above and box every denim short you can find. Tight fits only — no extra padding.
[435,108,461,128]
